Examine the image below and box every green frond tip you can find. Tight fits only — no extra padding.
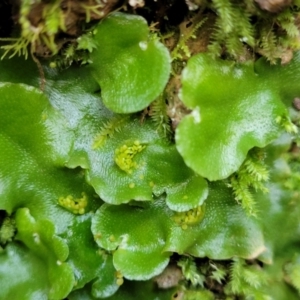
[0,217,16,244]
[178,257,205,287]
[228,148,269,217]
[93,115,129,149]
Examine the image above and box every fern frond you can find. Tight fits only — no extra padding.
[149,95,172,139]
[210,263,227,284]
[235,7,255,47]
[277,11,299,38]
[285,259,300,294]
[227,258,268,297]
[178,257,205,287]
[258,25,279,63]
[228,148,269,216]
[225,34,245,58]
[209,1,255,58]
[0,37,30,59]
[212,0,235,34]
[93,115,129,149]
[207,0,300,60]
[244,156,269,182]
[229,258,243,294]
[243,267,263,289]
[229,177,257,216]
[171,17,207,60]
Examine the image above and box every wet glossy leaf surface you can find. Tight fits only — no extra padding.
[0,81,109,297]
[69,279,175,300]
[0,83,85,231]
[177,53,288,181]
[255,51,300,105]
[75,114,208,210]
[92,201,172,280]
[92,182,265,279]
[0,243,49,300]
[61,213,118,295]
[0,57,208,293]
[0,23,299,300]
[44,65,208,211]
[90,12,171,113]
[0,56,208,212]
[15,208,74,299]
[166,182,265,259]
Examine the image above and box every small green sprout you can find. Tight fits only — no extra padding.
[77,33,97,53]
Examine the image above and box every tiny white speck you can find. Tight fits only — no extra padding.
[191,107,201,123]
[139,41,148,51]
[33,233,40,244]
[234,69,243,79]
[221,66,230,74]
